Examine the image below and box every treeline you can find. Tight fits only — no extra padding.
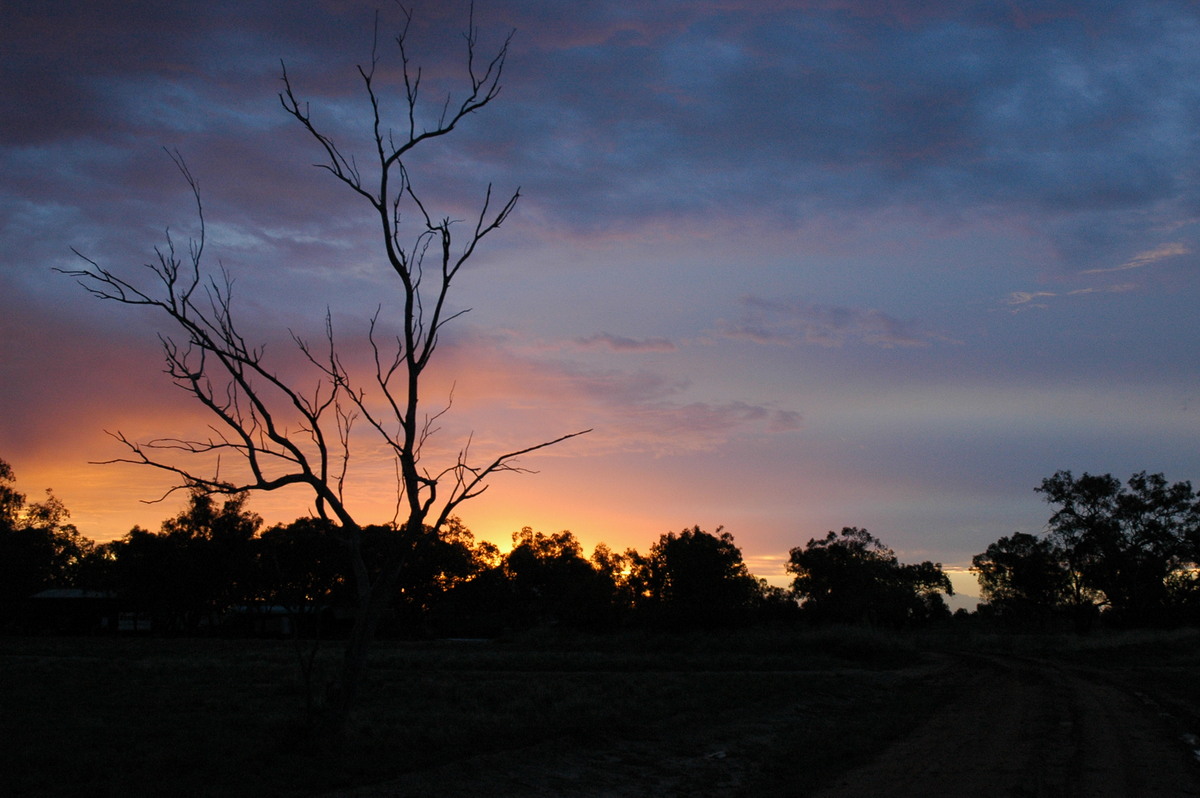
[10,457,1200,637]
[973,470,1200,629]
[0,458,954,637]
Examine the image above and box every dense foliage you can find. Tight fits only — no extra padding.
[973,470,1200,629]
[12,459,1200,636]
[0,460,95,619]
[787,527,953,626]
[0,456,965,636]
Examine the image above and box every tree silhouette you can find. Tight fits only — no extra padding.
[589,541,638,617]
[1036,470,1199,625]
[634,526,762,628]
[972,532,1070,627]
[60,9,588,731]
[103,489,261,631]
[0,458,24,527]
[104,526,190,630]
[0,458,96,624]
[256,517,347,616]
[490,527,609,630]
[788,527,952,626]
[378,516,500,634]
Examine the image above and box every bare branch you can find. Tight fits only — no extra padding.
[431,428,594,529]
[68,9,584,731]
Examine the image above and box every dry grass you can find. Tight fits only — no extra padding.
[0,628,972,797]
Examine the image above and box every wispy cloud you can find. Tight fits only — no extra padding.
[1002,283,1138,311]
[1003,291,1057,307]
[1066,284,1138,296]
[572,332,677,352]
[594,399,803,455]
[721,296,950,349]
[557,365,804,452]
[426,329,801,457]
[1080,243,1190,274]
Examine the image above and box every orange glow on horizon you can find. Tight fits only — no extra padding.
[17,450,809,583]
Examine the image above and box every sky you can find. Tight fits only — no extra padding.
[4,0,1200,598]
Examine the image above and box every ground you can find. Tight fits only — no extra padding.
[330,647,1200,797]
[3,630,1199,796]
[815,653,1200,797]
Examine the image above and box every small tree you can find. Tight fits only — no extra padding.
[62,9,587,731]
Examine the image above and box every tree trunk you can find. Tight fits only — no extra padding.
[320,549,409,739]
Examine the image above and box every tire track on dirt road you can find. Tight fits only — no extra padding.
[814,654,1200,797]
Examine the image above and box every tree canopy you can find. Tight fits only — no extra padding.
[972,532,1070,627]
[0,458,95,622]
[788,527,952,626]
[631,526,762,628]
[974,470,1200,628]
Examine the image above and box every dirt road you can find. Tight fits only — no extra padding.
[815,654,1200,798]
[332,653,1200,797]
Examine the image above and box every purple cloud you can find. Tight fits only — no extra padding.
[573,332,677,352]
[722,296,952,348]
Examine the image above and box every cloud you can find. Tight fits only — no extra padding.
[572,332,677,352]
[721,296,950,348]
[7,0,1200,273]
[1066,284,1138,297]
[1004,291,1056,306]
[424,328,801,456]
[4,0,1200,562]
[1080,242,1191,274]
[469,0,1200,256]
[585,399,802,454]
[1002,282,1138,311]
[549,365,805,452]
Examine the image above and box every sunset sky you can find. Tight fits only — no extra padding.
[4,0,1200,596]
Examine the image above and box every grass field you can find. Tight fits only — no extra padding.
[3,626,1196,797]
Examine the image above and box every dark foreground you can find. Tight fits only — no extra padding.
[3,628,1199,797]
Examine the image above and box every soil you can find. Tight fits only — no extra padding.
[815,654,1200,798]
[328,654,1200,797]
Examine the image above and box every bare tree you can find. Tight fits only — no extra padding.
[62,8,588,732]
